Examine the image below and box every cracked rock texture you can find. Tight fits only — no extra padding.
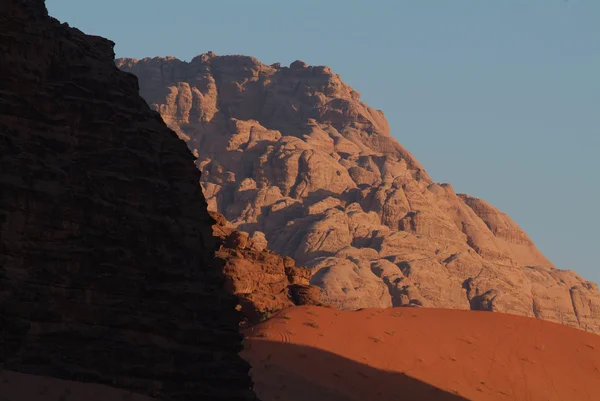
[211,211,322,325]
[0,1,257,400]
[117,53,600,333]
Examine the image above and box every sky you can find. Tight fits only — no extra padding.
[46,0,599,283]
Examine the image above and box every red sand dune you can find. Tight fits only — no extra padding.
[242,306,600,401]
[2,306,599,400]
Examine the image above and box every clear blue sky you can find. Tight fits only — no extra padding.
[47,0,599,283]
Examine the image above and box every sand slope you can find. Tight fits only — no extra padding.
[242,306,600,401]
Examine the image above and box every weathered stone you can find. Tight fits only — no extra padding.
[117,53,600,333]
[212,212,322,325]
[0,1,256,400]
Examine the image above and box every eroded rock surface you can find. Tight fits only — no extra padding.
[1,2,256,400]
[212,211,322,325]
[117,53,600,333]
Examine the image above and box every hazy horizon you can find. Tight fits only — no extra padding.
[46,0,599,283]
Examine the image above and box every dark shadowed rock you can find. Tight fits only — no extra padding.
[0,1,257,400]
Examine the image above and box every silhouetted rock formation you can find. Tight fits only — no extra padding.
[118,53,600,333]
[0,1,256,400]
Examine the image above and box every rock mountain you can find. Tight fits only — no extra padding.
[117,53,600,333]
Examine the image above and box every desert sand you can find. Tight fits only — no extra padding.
[242,306,600,401]
[3,306,599,400]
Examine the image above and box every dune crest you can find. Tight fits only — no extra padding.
[243,306,600,401]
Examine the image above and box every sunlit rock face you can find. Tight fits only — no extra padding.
[118,53,600,333]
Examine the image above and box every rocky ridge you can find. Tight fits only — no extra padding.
[117,53,600,333]
[1,2,258,400]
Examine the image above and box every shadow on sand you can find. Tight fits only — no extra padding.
[244,339,471,401]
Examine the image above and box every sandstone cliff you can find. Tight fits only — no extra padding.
[117,53,600,333]
[0,2,257,400]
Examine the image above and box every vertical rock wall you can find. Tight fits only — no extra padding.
[0,1,256,399]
